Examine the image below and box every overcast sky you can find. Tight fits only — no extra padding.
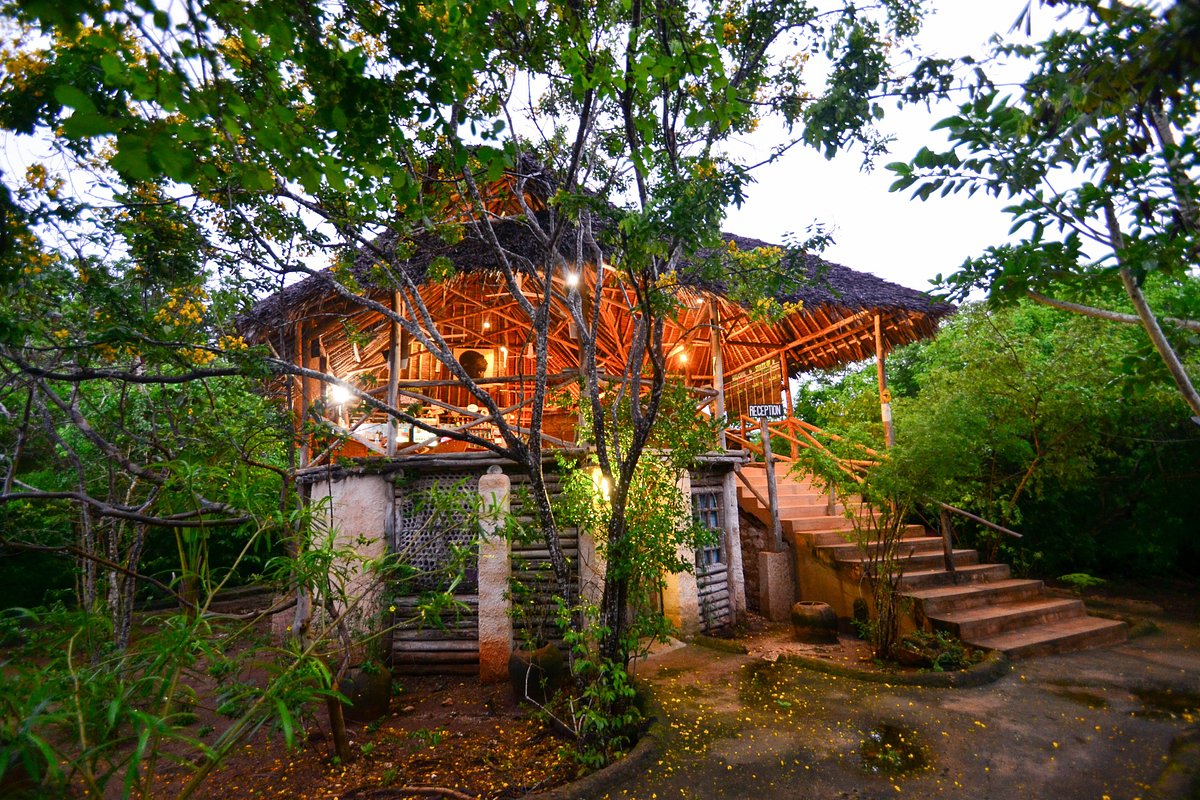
[724,0,1036,293]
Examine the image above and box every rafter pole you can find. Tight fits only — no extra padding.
[709,298,727,449]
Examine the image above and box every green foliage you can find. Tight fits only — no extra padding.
[0,604,327,798]
[1058,572,1106,596]
[795,298,1200,579]
[897,630,983,672]
[889,0,1200,416]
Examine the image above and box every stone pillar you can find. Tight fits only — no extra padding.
[722,469,747,618]
[662,470,701,638]
[758,546,795,623]
[477,465,513,684]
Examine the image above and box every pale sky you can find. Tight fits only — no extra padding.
[724,0,1036,293]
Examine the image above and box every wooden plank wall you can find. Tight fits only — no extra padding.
[692,470,733,632]
[390,463,580,675]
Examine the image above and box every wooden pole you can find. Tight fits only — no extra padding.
[759,417,784,553]
[874,314,895,448]
[386,291,402,457]
[709,299,727,449]
[779,352,797,460]
[298,321,317,469]
[939,509,956,574]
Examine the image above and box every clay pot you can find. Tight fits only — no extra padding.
[340,664,393,723]
[791,601,839,644]
[508,643,565,704]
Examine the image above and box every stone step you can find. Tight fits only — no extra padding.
[903,579,1045,616]
[895,563,1013,590]
[831,548,979,571]
[967,616,1128,659]
[929,597,1086,640]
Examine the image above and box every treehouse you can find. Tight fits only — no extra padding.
[241,166,953,680]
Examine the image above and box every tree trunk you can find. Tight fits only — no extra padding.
[1104,202,1200,420]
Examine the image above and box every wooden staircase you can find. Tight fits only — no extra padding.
[736,465,1127,659]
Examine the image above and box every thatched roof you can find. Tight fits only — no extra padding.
[240,217,952,365]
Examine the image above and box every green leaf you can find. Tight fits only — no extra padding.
[52,85,98,115]
[274,698,295,746]
[62,112,123,138]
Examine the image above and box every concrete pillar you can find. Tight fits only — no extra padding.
[758,546,795,623]
[578,524,605,612]
[662,470,701,638]
[303,474,393,662]
[722,469,747,617]
[477,465,512,684]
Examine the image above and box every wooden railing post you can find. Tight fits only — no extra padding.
[939,508,956,574]
[759,417,784,553]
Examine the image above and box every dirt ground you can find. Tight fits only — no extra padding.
[603,593,1200,800]
[152,674,577,799]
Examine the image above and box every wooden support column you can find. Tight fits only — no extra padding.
[875,314,895,448]
[386,291,402,458]
[759,417,784,553]
[298,320,320,469]
[758,417,794,621]
[779,352,797,460]
[709,299,727,449]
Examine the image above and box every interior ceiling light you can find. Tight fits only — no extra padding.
[565,271,580,288]
[329,384,354,405]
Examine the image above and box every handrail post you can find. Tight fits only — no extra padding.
[939,509,956,575]
[760,417,784,553]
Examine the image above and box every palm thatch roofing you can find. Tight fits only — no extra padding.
[240,216,952,387]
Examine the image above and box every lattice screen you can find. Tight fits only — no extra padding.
[394,472,481,592]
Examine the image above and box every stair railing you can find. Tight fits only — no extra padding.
[725,413,881,483]
[728,413,1023,575]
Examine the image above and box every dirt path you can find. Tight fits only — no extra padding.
[603,614,1200,799]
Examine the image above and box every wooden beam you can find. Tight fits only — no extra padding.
[875,313,895,448]
[386,291,402,457]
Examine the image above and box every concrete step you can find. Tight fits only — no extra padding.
[903,579,1045,616]
[930,597,1086,640]
[895,563,1013,590]
[737,491,849,517]
[784,514,866,533]
[799,525,928,547]
[737,488,843,508]
[817,536,946,560]
[831,548,979,571]
[967,616,1128,659]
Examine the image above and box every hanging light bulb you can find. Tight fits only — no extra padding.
[329,383,354,405]
[565,271,580,289]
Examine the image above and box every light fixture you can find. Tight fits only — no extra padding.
[679,352,689,364]
[329,384,354,405]
[482,319,491,330]
[565,271,580,289]
[590,467,611,502]
[500,345,508,355]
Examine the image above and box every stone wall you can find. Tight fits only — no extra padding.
[739,510,769,613]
